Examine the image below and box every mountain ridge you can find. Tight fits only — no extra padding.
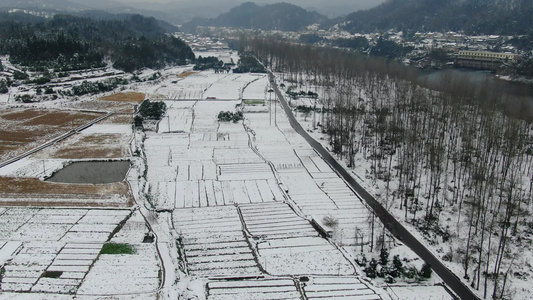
[182,2,328,32]
[339,0,533,35]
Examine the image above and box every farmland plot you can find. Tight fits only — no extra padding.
[0,109,102,161]
[0,158,65,178]
[207,278,301,300]
[203,73,262,100]
[66,99,135,113]
[241,74,268,101]
[145,96,283,210]
[239,202,356,276]
[132,68,388,298]
[301,276,384,300]
[244,113,306,172]
[0,177,133,207]
[244,105,376,248]
[29,131,132,160]
[99,91,145,103]
[173,206,261,277]
[77,243,160,295]
[157,102,193,134]
[157,72,216,100]
[0,208,142,295]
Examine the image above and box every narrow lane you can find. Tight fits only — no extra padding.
[268,73,479,300]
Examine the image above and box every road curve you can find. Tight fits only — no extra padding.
[268,72,479,300]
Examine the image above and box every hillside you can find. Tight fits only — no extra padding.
[182,2,328,33]
[340,0,533,35]
[0,12,193,72]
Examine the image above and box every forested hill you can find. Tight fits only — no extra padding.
[0,12,194,72]
[182,2,328,33]
[340,0,533,36]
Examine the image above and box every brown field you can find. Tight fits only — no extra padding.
[23,111,98,126]
[0,177,133,207]
[2,110,47,121]
[99,92,145,103]
[0,109,103,161]
[178,71,195,78]
[99,114,133,125]
[67,100,135,113]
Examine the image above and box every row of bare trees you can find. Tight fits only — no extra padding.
[244,37,533,299]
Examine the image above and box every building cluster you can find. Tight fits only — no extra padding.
[181,26,525,71]
[174,32,230,52]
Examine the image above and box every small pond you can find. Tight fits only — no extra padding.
[46,161,131,184]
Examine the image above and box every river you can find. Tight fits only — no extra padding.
[417,68,533,117]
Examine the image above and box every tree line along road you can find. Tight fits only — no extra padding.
[268,72,479,300]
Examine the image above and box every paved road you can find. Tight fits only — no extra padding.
[269,73,479,300]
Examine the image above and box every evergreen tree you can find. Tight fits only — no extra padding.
[379,248,389,266]
[364,258,378,279]
[390,255,404,278]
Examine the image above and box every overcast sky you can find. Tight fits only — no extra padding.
[114,0,384,5]
[112,0,387,17]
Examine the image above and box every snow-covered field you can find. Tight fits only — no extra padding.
[0,59,456,299]
[0,208,160,295]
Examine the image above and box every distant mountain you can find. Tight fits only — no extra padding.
[182,2,328,33]
[0,3,178,33]
[75,10,178,33]
[0,0,92,11]
[0,12,193,72]
[339,0,533,35]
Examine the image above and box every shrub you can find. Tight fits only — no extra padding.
[420,262,432,279]
[364,258,378,279]
[30,76,51,84]
[134,115,144,128]
[0,80,8,94]
[322,215,339,228]
[404,266,420,281]
[355,253,367,267]
[138,100,167,120]
[217,111,243,123]
[390,255,404,278]
[13,70,29,80]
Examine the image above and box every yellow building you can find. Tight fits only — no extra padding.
[457,50,519,62]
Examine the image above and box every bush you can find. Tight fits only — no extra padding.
[355,253,367,267]
[72,78,130,96]
[13,70,29,80]
[15,94,35,103]
[217,111,243,123]
[404,266,420,281]
[194,56,224,71]
[364,258,378,279]
[134,115,144,128]
[29,76,51,84]
[420,262,432,279]
[322,215,339,228]
[138,100,167,120]
[390,255,404,278]
[0,80,8,94]
[233,53,266,73]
